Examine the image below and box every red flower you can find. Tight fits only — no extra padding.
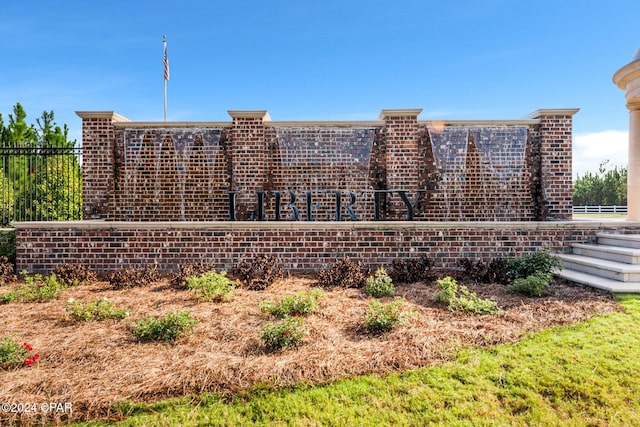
[293,312,300,317]
[24,354,40,366]
[23,342,33,352]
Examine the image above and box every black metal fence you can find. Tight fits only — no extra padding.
[1,146,83,225]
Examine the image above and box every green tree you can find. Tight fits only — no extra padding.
[573,160,627,206]
[0,103,82,225]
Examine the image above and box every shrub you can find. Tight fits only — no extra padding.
[0,229,16,263]
[0,338,39,369]
[365,267,395,298]
[0,256,16,285]
[507,250,560,281]
[485,258,511,284]
[364,297,416,333]
[508,272,552,297]
[317,257,367,289]
[0,271,66,303]
[132,310,199,342]
[456,258,488,284]
[52,263,97,286]
[108,264,160,289]
[66,297,130,321]
[186,271,236,302]
[456,258,511,285]
[260,315,308,350]
[434,276,500,315]
[388,256,436,284]
[172,262,217,288]
[260,288,324,318]
[234,255,283,290]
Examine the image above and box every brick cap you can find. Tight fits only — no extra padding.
[420,119,539,127]
[227,110,271,121]
[76,111,130,122]
[13,219,640,231]
[378,109,423,120]
[113,121,232,129]
[524,109,580,119]
[265,120,384,128]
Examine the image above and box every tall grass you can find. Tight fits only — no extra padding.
[79,295,640,426]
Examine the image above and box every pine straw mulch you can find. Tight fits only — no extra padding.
[0,275,620,425]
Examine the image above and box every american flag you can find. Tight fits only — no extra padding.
[163,38,170,81]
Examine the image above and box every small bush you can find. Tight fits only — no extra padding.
[0,256,16,285]
[0,229,16,263]
[52,263,97,286]
[434,276,500,315]
[508,272,552,297]
[108,264,160,289]
[132,310,199,342]
[508,250,560,281]
[234,255,283,290]
[485,258,511,284]
[260,288,324,318]
[260,315,308,350]
[186,271,236,302]
[456,258,511,285]
[172,262,217,288]
[388,256,436,284]
[456,258,488,284]
[365,267,395,298]
[66,297,130,322]
[364,297,416,333]
[0,338,39,370]
[0,272,66,303]
[317,257,367,289]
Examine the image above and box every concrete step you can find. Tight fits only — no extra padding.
[597,233,640,249]
[556,253,640,282]
[555,268,640,293]
[571,243,640,265]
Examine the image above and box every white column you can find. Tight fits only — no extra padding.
[613,49,640,220]
[628,103,640,220]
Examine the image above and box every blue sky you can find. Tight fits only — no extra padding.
[1,0,638,177]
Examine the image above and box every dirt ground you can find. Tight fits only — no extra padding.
[0,274,619,425]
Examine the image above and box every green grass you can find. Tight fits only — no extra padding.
[77,295,640,426]
[572,213,626,218]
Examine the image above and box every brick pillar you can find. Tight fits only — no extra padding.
[526,109,579,220]
[76,111,130,219]
[228,110,270,220]
[379,109,422,219]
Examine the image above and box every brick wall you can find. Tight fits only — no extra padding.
[527,109,577,219]
[229,111,269,220]
[15,221,640,273]
[77,112,129,219]
[417,123,536,221]
[77,108,577,222]
[268,125,380,221]
[379,110,422,219]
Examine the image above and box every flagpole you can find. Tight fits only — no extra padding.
[163,35,168,121]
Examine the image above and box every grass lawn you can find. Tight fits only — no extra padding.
[77,295,640,426]
[572,213,627,219]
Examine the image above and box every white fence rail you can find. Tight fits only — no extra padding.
[572,205,628,214]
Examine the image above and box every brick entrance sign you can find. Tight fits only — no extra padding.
[21,107,636,274]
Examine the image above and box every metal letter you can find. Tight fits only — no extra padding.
[228,191,237,221]
[286,190,300,221]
